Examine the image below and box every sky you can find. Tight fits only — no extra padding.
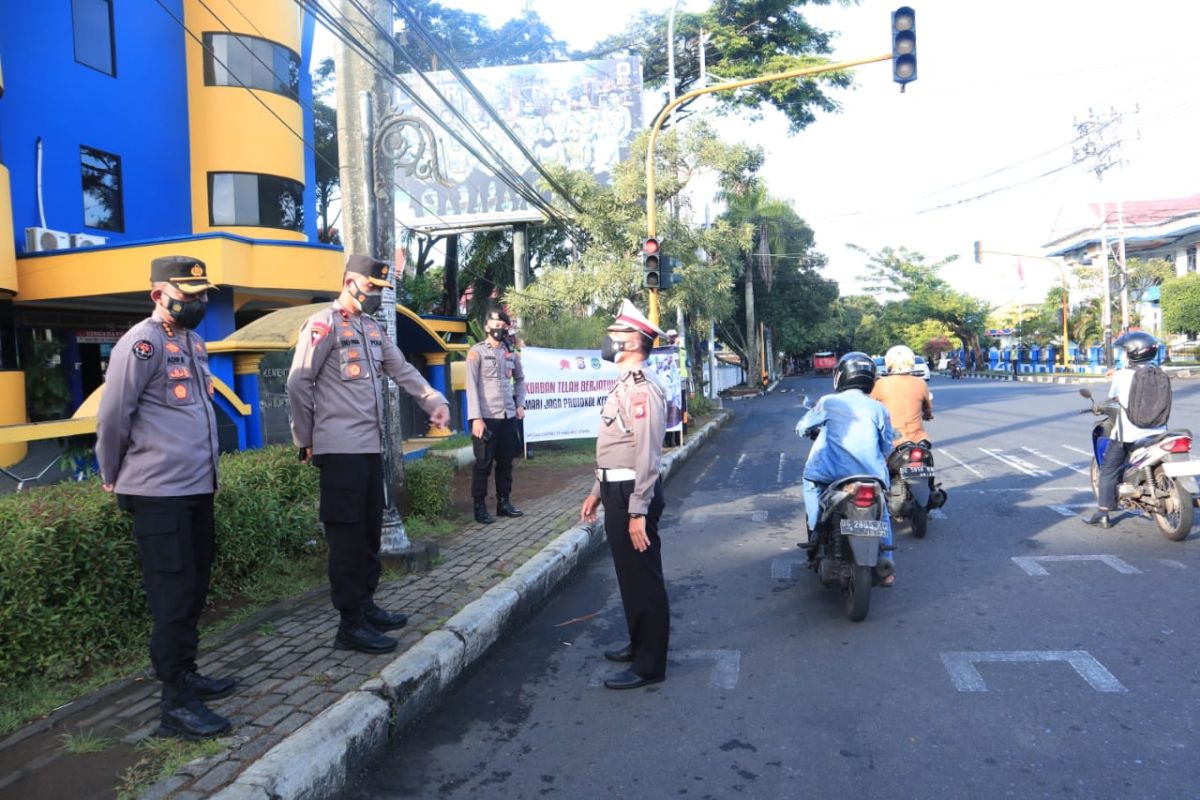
[334,0,1200,307]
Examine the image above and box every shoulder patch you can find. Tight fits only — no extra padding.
[311,321,331,343]
[633,397,647,418]
[132,340,154,361]
[468,350,479,362]
[631,370,647,384]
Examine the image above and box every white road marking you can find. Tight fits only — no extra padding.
[940,650,1127,693]
[930,508,948,519]
[1011,555,1142,576]
[1022,446,1088,475]
[695,455,718,485]
[1063,445,1095,460]
[776,453,786,484]
[751,510,769,522]
[730,453,748,481]
[979,448,1052,477]
[675,649,742,689]
[1159,559,1188,570]
[771,557,807,579]
[955,487,1091,494]
[941,448,983,478]
[1049,505,1078,517]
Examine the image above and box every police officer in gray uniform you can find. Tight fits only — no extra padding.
[97,255,235,739]
[465,309,526,524]
[287,255,450,654]
[581,300,669,690]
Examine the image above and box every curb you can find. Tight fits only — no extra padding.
[958,372,1108,385]
[206,410,732,800]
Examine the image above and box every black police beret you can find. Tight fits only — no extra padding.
[150,256,216,294]
[345,254,392,287]
[486,309,511,325]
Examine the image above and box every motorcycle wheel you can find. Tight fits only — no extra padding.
[844,564,872,622]
[1152,468,1194,541]
[911,504,928,539]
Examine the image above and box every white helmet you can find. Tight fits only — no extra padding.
[885,344,916,374]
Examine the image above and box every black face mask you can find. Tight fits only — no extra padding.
[600,335,624,363]
[350,284,383,315]
[162,295,207,329]
[487,328,507,342]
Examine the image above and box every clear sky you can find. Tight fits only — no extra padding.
[373,0,1200,306]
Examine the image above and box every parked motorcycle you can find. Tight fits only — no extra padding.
[1079,388,1200,540]
[885,440,947,538]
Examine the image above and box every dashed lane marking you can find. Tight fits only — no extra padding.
[1063,445,1094,460]
[930,508,948,520]
[979,448,1052,477]
[776,453,786,484]
[675,649,742,689]
[940,650,1127,693]
[1159,559,1188,570]
[729,453,748,482]
[751,510,769,522]
[1011,554,1142,576]
[1022,446,1088,475]
[941,448,983,478]
[771,557,807,579]
[1049,505,1078,517]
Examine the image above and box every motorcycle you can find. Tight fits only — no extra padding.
[798,399,894,622]
[949,362,963,380]
[1079,388,1200,540]
[885,440,947,538]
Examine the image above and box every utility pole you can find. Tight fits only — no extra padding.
[337,0,413,553]
[512,223,528,331]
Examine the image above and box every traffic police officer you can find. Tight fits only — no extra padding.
[466,308,526,524]
[580,299,670,689]
[287,255,450,654]
[96,255,235,739]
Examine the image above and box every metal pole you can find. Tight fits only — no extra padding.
[707,318,716,400]
[1117,197,1129,332]
[512,223,527,331]
[1099,198,1113,367]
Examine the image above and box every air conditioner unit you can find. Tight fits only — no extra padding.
[71,232,108,248]
[24,227,71,253]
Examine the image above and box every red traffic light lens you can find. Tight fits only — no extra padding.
[643,238,659,255]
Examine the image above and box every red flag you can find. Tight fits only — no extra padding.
[1016,259,1025,285]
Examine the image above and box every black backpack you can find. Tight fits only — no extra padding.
[1126,364,1172,428]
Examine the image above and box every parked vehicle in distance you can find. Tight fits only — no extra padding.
[912,356,930,381]
[812,352,838,374]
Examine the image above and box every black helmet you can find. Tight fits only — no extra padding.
[1115,331,1158,363]
[833,351,877,393]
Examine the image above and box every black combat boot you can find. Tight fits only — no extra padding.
[474,498,495,524]
[363,600,409,631]
[496,496,524,518]
[159,681,232,740]
[182,671,238,700]
[334,613,398,654]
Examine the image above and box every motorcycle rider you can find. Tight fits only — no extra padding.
[1082,331,1168,528]
[870,345,934,445]
[796,352,898,585]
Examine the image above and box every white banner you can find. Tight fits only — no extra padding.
[521,347,682,443]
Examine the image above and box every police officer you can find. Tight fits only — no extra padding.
[466,309,526,524]
[96,255,234,739]
[580,299,669,690]
[287,255,451,654]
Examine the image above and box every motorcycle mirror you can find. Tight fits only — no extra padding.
[1078,388,1093,399]
[801,394,813,410]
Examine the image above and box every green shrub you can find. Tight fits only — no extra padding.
[0,446,318,685]
[405,457,453,520]
[689,393,714,418]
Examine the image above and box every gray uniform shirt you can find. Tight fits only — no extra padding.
[96,315,219,496]
[465,341,526,420]
[287,303,449,455]
[589,366,666,515]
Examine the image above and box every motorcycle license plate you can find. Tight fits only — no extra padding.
[839,519,888,537]
[1162,461,1200,477]
[900,466,934,479]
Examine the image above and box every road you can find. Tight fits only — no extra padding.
[342,375,1200,800]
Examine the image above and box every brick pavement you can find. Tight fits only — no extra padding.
[0,476,594,800]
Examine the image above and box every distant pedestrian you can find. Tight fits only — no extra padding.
[581,299,670,690]
[96,255,235,739]
[287,255,451,654]
[466,308,526,524]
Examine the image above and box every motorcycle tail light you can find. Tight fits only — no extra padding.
[852,484,876,507]
[1161,437,1192,454]
[908,448,925,463]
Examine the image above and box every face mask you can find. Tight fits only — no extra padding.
[349,282,383,315]
[488,328,507,342]
[161,294,207,329]
[600,335,624,363]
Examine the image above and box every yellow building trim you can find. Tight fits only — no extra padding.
[422,318,468,334]
[424,352,449,367]
[184,0,306,239]
[234,291,314,311]
[450,360,467,392]
[0,372,27,466]
[0,417,96,445]
[207,339,293,354]
[15,237,342,302]
[234,353,266,375]
[0,166,17,295]
[211,375,252,415]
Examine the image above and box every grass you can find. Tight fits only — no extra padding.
[406,515,460,539]
[59,729,117,754]
[117,735,229,800]
[428,434,472,451]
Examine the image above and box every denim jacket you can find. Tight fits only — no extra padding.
[797,388,895,486]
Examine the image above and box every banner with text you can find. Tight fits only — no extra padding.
[521,347,682,443]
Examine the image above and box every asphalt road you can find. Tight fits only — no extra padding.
[342,375,1200,800]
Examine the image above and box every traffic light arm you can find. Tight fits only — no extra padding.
[644,52,892,239]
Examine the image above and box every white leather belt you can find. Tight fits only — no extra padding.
[596,468,637,482]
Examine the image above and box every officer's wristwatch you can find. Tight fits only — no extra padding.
[629,513,645,519]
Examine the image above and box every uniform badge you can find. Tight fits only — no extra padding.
[633,398,647,418]
[173,384,189,400]
[348,363,363,377]
[165,342,181,354]
[468,350,479,362]
[310,321,330,344]
[168,366,191,379]
[132,340,154,361]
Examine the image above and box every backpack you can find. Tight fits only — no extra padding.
[1126,364,1172,428]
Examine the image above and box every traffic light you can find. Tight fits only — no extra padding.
[891,6,916,90]
[642,237,661,289]
[973,240,983,264]
[661,255,683,287]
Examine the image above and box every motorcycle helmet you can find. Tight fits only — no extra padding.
[1114,330,1158,363]
[885,344,916,374]
[833,351,877,393]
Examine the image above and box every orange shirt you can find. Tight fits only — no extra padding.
[870,374,933,444]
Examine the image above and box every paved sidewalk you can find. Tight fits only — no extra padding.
[0,411,731,800]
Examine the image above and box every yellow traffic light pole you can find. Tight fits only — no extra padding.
[643,52,893,326]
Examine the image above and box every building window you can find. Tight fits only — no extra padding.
[80,146,124,232]
[209,173,304,232]
[72,0,116,76]
[1188,246,1197,274]
[202,33,300,100]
